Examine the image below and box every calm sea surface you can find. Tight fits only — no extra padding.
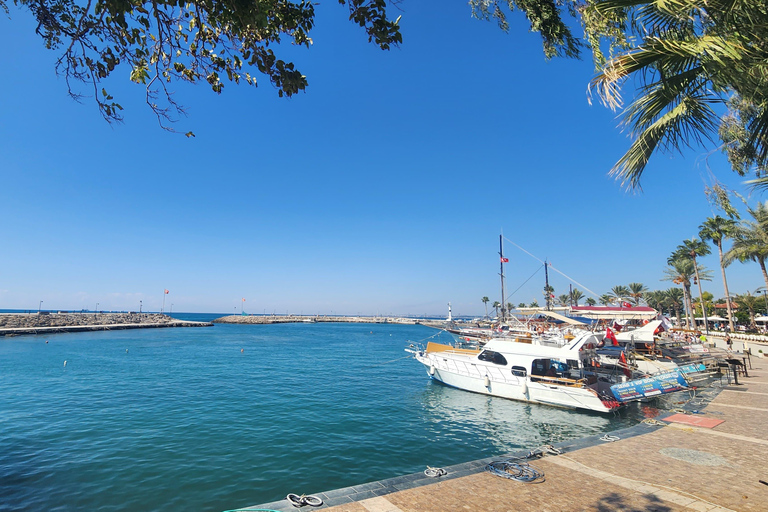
[1,318,667,511]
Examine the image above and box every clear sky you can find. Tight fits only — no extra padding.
[0,2,764,316]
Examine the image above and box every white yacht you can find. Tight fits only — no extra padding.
[407,331,623,414]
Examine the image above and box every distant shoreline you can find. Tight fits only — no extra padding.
[0,312,213,337]
[213,315,445,327]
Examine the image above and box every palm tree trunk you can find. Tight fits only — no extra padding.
[684,284,694,329]
[717,242,736,332]
[760,258,768,292]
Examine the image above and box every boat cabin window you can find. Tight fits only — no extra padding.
[532,358,568,376]
[511,366,527,377]
[478,350,508,366]
[567,359,580,370]
[531,359,550,376]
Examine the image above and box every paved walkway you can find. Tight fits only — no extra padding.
[251,353,768,512]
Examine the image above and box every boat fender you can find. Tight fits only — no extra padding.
[429,365,435,376]
[522,377,528,397]
[484,375,490,388]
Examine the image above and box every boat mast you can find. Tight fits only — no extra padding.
[499,234,506,321]
[544,259,551,311]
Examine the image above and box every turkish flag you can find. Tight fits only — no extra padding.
[605,327,619,346]
[619,351,632,378]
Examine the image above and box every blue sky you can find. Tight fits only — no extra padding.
[0,2,764,316]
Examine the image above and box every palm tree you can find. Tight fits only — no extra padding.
[481,296,490,320]
[627,282,649,306]
[677,238,712,329]
[492,301,501,319]
[570,288,585,306]
[528,300,539,308]
[517,302,526,309]
[599,294,613,306]
[700,215,739,332]
[663,256,712,329]
[725,201,768,292]
[609,285,630,304]
[585,297,597,306]
[663,288,686,326]
[736,292,759,330]
[644,290,665,312]
[585,0,768,189]
[557,294,570,307]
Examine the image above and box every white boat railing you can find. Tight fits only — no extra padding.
[428,354,516,384]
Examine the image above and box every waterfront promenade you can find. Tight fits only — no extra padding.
[0,312,212,336]
[250,345,768,512]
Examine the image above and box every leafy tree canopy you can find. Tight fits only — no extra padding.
[1,0,403,132]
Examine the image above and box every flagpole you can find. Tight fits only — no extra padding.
[162,290,166,314]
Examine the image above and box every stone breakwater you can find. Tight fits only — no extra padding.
[213,315,437,326]
[0,313,212,336]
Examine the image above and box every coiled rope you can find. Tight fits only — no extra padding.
[599,434,620,442]
[641,418,667,426]
[286,493,323,508]
[485,460,545,483]
[424,466,447,477]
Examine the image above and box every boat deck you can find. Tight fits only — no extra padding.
[245,349,767,512]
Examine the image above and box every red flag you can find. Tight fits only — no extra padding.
[605,327,618,346]
[164,289,169,294]
[619,351,632,378]
[500,257,509,263]
[242,298,246,302]
[612,320,623,332]
[621,301,632,308]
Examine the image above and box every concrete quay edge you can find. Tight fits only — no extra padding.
[244,356,768,512]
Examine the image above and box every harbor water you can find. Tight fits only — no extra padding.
[1,319,666,511]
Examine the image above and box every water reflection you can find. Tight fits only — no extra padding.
[416,381,615,453]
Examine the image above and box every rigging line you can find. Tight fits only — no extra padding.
[507,265,543,299]
[503,236,546,265]
[546,265,601,298]
[503,236,601,298]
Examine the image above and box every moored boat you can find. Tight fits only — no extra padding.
[407,331,624,414]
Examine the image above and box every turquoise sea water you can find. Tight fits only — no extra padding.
[1,320,659,511]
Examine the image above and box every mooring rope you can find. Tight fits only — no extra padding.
[424,466,447,477]
[286,493,323,508]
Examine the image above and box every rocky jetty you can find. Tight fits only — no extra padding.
[213,315,427,325]
[0,313,212,336]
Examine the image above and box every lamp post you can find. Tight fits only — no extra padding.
[38,301,43,314]
[139,300,143,313]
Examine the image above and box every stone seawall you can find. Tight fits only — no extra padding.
[213,315,440,326]
[0,313,212,336]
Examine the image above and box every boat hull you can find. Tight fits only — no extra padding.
[415,352,615,414]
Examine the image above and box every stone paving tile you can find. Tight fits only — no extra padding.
[717,388,768,409]
[560,427,768,511]
[318,502,368,512]
[704,404,768,441]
